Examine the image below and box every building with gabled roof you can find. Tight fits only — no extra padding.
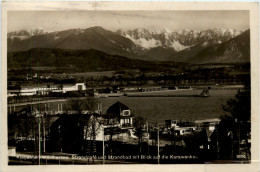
[106,101,134,128]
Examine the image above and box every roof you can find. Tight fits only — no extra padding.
[51,114,92,130]
[106,101,129,115]
[206,129,213,138]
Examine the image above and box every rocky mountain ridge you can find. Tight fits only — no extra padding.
[7,27,249,64]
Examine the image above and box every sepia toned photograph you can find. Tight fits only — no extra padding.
[1,2,259,171]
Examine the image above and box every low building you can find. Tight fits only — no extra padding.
[8,83,87,97]
[8,146,16,157]
[61,83,86,93]
[164,120,196,136]
[194,118,220,131]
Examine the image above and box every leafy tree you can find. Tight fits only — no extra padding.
[217,85,251,160]
[65,97,98,115]
[133,117,146,156]
[222,89,250,121]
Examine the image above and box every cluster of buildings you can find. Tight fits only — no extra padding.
[163,119,218,136]
[9,97,230,162]
[46,101,219,153]
[8,81,193,98]
[7,78,220,158]
[8,83,86,97]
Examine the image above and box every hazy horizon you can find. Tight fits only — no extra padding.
[8,10,249,33]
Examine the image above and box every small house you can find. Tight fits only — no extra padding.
[106,101,134,128]
[165,120,179,129]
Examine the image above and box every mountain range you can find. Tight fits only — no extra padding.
[117,28,242,50]
[7,27,250,64]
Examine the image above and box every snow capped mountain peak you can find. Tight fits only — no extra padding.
[8,27,48,40]
[117,28,242,52]
[170,40,189,51]
[27,27,47,35]
[8,26,245,62]
[7,26,249,63]
[162,28,172,34]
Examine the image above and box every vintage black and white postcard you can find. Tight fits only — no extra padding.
[1,1,259,172]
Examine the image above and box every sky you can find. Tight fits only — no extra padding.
[8,10,249,32]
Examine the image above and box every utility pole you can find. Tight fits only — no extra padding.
[43,104,46,165]
[147,122,149,155]
[43,118,46,152]
[231,131,233,159]
[216,126,219,159]
[235,118,241,155]
[32,105,37,164]
[238,122,241,155]
[38,114,41,165]
[44,104,46,153]
[58,125,62,153]
[103,126,105,164]
[157,127,160,164]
